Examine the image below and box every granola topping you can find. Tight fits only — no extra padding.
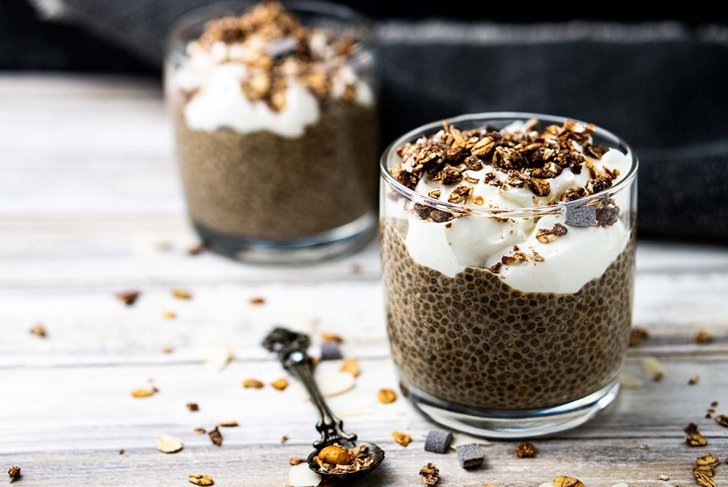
[176,2,373,137]
[419,463,440,486]
[394,118,633,294]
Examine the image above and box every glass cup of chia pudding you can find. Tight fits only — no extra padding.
[166,1,377,263]
[380,113,638,438]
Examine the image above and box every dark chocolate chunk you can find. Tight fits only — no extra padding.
[565,204,597,227]
[320,341,343,361]
[424,430,453,454]
[456,443,484,469]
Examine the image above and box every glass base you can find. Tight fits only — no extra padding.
[406,378,620,439]
[192,211,376,265]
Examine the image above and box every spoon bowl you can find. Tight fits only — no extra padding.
[307,441,385,480]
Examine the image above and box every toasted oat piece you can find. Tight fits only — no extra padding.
[378,388,397,404]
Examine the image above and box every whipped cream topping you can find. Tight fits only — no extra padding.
[172,2,373,138]
[395,121,634,294]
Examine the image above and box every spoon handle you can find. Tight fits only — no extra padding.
[285,350,357,448]
[262,327,356,448]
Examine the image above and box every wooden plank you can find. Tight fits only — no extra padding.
[0,358,725,485]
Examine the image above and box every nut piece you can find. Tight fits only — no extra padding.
[156,435,184,454]
[695,452,720,469]
[188,473,214,486]
[715,415,728,427]
[689,375,701,386]
[29,323,47,338]
[419,463,440,486]
[171,288,193,300]
[249,296,266,305]
[392,431,412,447]
[271,378,289,391]
[515,441,537,458]
[553,476,585,487]
[693,469,716,487]
[656,474,669,481]
[289,457,304,465]
[693,330,713,344]
[208,426,223,447]
[115,290,140,306]
[378,388,397,404]
[317,445,353,465]
[242,379,264,389]
[8,465,21,483]
[340,358,360,377]
[684,422,708,447]
[218,421,238,428]
[186,402,199,412]
[131,388,157,398]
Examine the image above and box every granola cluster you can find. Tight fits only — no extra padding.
[392,119,619,205]
[187,2,364,111]
[312,444,374,474]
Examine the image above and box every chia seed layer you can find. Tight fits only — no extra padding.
[173,100,377,240]
[381,218,635,410]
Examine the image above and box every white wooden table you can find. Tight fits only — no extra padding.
[1,74,727,486]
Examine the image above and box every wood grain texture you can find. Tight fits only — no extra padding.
[1,75,727,486]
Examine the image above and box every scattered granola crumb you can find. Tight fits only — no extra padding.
[710,400,718,407]
[693,330,713,344]
[29,323,47,338]
[515,441,537,458]
[715,415,728,427]
[119,448,125,455]
[693,468,717,487]
[628,327,649,347]
[378,388,397,404]
[186,402,199,412]
[8,465,21,483]
[619,371,644,389]
[689,375,701,386]
[351,263,363,274]
[131,388,157,398]
[161,345,175,354]
[156,435,184,454]
[208,426,223,447]
[280,435,289,444]
[249,296,266,305]
[684,422,708,447]
[188,473,214,486]
[193,427,206,435]
[553,476,585,487]
[419,463,440,486]
[171,288,193,300]
[187,242,207,256]
[115,290,140,306]
[693,452,720,487]
[289,457,304,465]
[321,333,343,344]
[340,358,360,377]
[271,378,289,391]
[536,224,568,244]
[242,379,264,389]
[218,421,239,428]
[392,431,412,447]
[656,474,669,481]
[162,311,177,319]
[641,357,665,381]
[638,444,650,450]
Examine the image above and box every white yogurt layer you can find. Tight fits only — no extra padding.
[403,138,633,294]
[175,40,373,139]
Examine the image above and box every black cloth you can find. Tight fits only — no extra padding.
[11,1,728,242]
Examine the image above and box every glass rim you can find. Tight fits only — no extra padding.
[380,111,639,218]
[166,0,374,57]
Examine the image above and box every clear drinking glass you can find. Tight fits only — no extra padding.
[380,113,638,438]
[165,1,377,263]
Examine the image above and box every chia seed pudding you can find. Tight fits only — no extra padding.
[166,2,377,260]
[380,115,638,433]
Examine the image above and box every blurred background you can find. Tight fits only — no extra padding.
[2,0,728,242]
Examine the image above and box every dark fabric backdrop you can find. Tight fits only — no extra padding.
[4,1,728,242]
